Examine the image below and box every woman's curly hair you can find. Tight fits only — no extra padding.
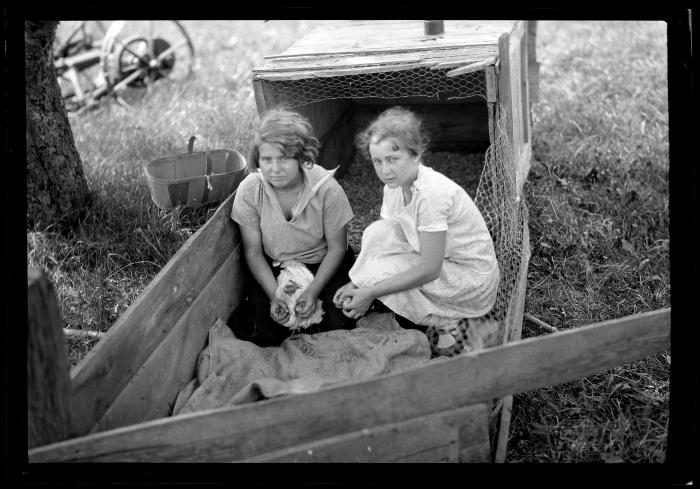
[249,108,320,170]
[355,106,430,161]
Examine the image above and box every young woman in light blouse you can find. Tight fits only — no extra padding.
[334,106,499,341]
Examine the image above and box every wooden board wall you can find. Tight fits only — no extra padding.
[90,241,245,433]
[68,192,242,436]
[245,403,491,463]
[29,308,669,462]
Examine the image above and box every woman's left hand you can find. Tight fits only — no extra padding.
[294,291,318,319]
[341,287,375,319]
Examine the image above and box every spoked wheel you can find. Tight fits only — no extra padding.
[101,21,195,108]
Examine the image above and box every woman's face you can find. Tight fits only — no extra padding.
[368,137,420,189]
[258,142,302,190]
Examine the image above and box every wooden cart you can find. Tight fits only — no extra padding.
[27,20,670,463]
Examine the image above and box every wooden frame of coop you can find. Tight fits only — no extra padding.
[27,20,671,463]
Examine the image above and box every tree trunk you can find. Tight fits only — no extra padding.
[26,20,90,230]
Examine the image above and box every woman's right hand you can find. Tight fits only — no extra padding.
[333,281,357,309]
[269,298,290,325]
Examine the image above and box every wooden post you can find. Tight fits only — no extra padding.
[27,268,73,448]
[527,21,540,103]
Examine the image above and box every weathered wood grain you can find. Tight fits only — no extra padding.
[496,30,514,165]
[446,57,497,77]
[493,395,513,463]
[266,20,515,59]
[527,21,540,103]
[29,308,670,462]
[254,46,498,74]
[68,192,239,437]
[253,79,268,114]
[508,29,524,167]
[485,66,497,104]
[244,403,490,463]
[27,268,73,448]
[491,218,530,461]
[90,242,244,433]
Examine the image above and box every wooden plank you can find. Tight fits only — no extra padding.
[485,66,497,103]
[520,30,531,145]
[508,31,524,164]
[515,142,532,198]
[67,191,239,437]
[446,56,497,77]
[268,21,516,58]
[91,242,244,433]
[27,268,73,448]
[244,403,490,463]
[528,62,541,104]
[29,308,670,462]
[493,395,513,463]
[508,20,526,48]
[430,47,501,69]
[487,102,496,145]
[504,217,530,343]
[492,218,530,461]
[255,46,498,73]
[252,79,268,114]
[457,403,492,463]
[527,21,540,103]
[496,30,514,165]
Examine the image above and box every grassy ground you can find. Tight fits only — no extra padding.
[27,20,669,462]
[508,20,669,463]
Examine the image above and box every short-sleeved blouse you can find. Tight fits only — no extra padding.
[380,163,497,274]
[231,164,354,264]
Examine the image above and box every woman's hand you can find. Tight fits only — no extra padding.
[333,281,357,309]
[294,290,318,319]
[341,286,375,319]
[269,298,290,325]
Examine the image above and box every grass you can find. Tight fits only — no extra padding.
[27,20,669,463]
[508,20,669,463]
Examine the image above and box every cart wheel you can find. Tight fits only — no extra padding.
[100,20,195,107]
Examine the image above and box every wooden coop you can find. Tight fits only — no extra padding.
[252,20,540,196]
[26,20,670,465]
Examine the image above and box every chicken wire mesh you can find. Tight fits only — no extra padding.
[257,67,486,107]
[425,105,530,356]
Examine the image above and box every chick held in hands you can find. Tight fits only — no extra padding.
[274,260,324,330]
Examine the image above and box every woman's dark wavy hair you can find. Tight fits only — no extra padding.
[248,108,320,170]
[355,106,430,161]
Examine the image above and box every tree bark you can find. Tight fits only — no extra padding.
[26,20,89,230]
